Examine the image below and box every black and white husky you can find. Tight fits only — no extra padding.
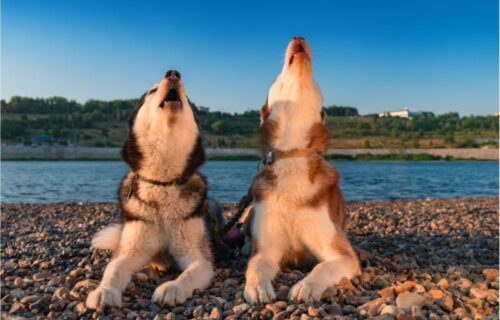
[86,70,221,309]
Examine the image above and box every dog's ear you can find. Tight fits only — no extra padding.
[260,98,270,124]
[121,93,146,171]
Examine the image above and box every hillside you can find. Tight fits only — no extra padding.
[1,97,498,149]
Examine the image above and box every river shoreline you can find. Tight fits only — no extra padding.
[1,197,498,319]
[2,145,498,161]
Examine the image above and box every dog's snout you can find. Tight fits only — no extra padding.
[293,36,305,42]
[165,70,181,80]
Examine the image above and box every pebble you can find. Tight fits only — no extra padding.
[380,304,398,315]
[482,269,499,282]
[135,272,148,282]
[232,303,250,314]
[437,278,449,289]
[210,307,222,320]
[33,272,52,280]
[0,198,497,319]
[437,295,454,312]
[429,289,444,299]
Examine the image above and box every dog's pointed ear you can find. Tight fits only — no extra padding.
[260,98,270,124]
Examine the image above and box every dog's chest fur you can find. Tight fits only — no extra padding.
[119,172,207,225]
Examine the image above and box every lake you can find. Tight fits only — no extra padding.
[1,161,498,203]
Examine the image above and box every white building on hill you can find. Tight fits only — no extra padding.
[379,107,421,119]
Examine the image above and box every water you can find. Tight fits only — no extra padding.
[1,160,498,203]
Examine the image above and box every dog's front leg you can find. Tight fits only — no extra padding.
[86,221,160,309]
[243,204,286,304]
[289,211,360,302]
[152,218,214,306]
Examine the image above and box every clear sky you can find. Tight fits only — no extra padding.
[1,0,498,115]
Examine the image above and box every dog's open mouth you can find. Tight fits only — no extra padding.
[160,88,182,109]
[289,44,307,65]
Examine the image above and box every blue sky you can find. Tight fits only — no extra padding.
[1,0,498,115]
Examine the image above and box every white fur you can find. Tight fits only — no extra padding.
[86,74,214,310]
[244,38,360,304]
[91,224,122,251]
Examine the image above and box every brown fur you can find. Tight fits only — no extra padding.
[260,99,270,122]
[258,119,279,153]
[250,167,277,202]
[331,224,356,257]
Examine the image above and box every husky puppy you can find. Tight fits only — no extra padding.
[243,37,361,304]
[86,70,218,309]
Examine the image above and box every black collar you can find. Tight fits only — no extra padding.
[127,173,188,199]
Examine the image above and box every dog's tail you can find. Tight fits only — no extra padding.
[91,224,122,251]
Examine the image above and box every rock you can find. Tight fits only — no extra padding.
[437,295,454,312]
[342,305,358,315]
[374,276,391,289]
[266,301,287,314]
[29,299,48,314]
[210,307,222,320]
[172,306,186,314]
[232,303,250,314]
[456,278,472,290]
[20,295,40,304]
[135,272,148,282]
[273,310,293,320]
[437,278,449,289]
[52,287,69,300]
[10,302,26,314]
[358,297,385,311]
[276,285,289,301]
[193,305,204,317]
[324,303,342,316]
[33,271,52,280]
[300,314,311,320]
[73,279,98,290]
[10,288,25,299]
[378,287,395,299]
[394,281,417,294]
[13,277,23,287]
[223,278,239,287]
[380,304,398,316]
[483,269,499,282]
[429,289,444,299]
[470,286,497,300]
[413,284,426,294]
[307,306,320,317]
[396,292,425,310]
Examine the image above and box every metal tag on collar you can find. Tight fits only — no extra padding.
[264,150,275,165]
[128,174,138,199]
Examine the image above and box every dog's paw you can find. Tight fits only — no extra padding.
[152,281,191,306]
[86,286,122,310]
[288,278,325,302]
[244,280,275,305]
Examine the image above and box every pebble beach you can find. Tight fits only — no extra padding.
[1,197,498,320]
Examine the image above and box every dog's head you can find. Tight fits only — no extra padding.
[122,70,204,179]
[259,37,326,151]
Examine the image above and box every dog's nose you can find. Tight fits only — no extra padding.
[293,36,305,42]
[165,70,181,80]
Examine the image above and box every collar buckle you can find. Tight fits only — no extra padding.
[263,149,275,166]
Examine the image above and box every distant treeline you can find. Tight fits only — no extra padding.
[1,96,498,148]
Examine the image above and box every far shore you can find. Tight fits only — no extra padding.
[1,145,498,161]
